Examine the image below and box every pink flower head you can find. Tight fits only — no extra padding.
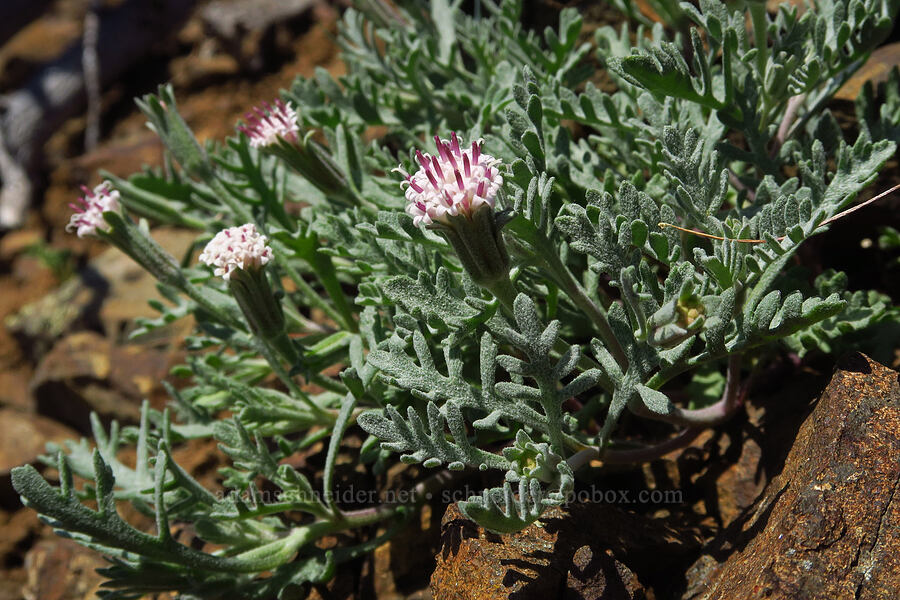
[396,133,503,226]
[199,223,273,281]
[238,99,300,149]
[66,182,121,238]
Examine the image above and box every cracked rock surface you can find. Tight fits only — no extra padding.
[684,353,900,600]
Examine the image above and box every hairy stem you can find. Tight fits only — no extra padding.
[636,354,743,427]
[748,2,769,91]
[600,426,705,464]
[542,250,628,370]
[572,355,744,470]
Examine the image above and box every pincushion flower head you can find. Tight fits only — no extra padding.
[238,97,351,201]
[238,99,300,149]
[199,223,293,356]
[398,133,510,287]
[66,182,121,238]
[199,223,273,281]
[398,132,504,227]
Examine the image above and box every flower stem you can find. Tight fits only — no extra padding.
[574,355,744,469]
[541,250,628,371]
[748,2,769,92]
[484,275,518,315]
[255,337,330,419]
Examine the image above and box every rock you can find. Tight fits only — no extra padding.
[0,228,42,262]
[0,363,33,411]
[835,42,900,101]
[4,276,98,361]
[670,403,771,529]
[87,228,196,336]
[0,508,40,564]
[22,538,105,600]
[199,0,315,73]
[431,501,694,599]
[0,570,25,600]
[373,503,440,599]
[684,353,900,599]
[29,331,174,433]
[0,408,79,508]
[5,228,197,361]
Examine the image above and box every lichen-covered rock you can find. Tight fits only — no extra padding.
[685,353,900,599]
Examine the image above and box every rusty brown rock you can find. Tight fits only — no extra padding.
[431,500,695,599]
[0,408,78,507]
[685,353,900,600]
[29,331,174,433]
[22,538,105,600]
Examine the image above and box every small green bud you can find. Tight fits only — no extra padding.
[648,296,706,348]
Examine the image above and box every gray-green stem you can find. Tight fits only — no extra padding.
[570,354,743,470]
[748,2,769,94]
[541,250,628,371]
[632,354,743,428]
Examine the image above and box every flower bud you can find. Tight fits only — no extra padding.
[648,295,706,348]
[137,85,214,181]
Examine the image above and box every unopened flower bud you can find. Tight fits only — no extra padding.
[137,85,214,181]
[648,295,706,348]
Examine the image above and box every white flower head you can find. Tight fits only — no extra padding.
[238,99,300,149]
[199,223,273,281]
[397,132,504,227]
[66,182,121,238]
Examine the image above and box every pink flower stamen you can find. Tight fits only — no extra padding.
[239,99,300,148]
[66,182,121,238]
[450,132,461,156]
[399,133,503,227]
[199,223,272,281]
[431,155,444,180]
